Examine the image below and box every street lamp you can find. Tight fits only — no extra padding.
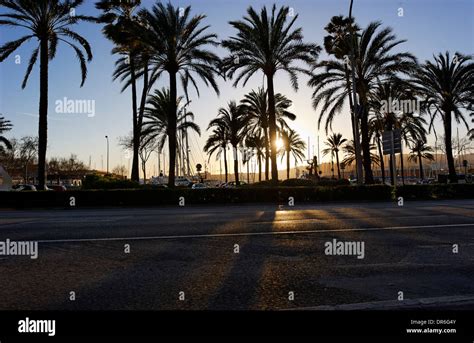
[105,135,109,174]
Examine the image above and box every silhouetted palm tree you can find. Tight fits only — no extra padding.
[204,126,229,183]
[408,139,434,181]
[0,115,13,153]
[143,3,220,187]
[412,52,474,182]
[279,129,306,179]
[310,21,417,183]
[342,140,380,170]
[208,102,248,185]
[241,88,296,180]
[141,88,200,160]
[222,4,320,183]
[245,133,265,182]
[96,0,152,182]
[368,78,427,184]
[1,0,94,189]
[322,133,347,179]
[323,15,360,141]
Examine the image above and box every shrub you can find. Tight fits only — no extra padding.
[82,174,139,190]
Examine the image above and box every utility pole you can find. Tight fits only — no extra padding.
[105,136,109,174]
[348,0,364,184]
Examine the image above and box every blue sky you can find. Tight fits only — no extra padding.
[1,0,473,176]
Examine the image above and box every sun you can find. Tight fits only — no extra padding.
[276,138,284,150]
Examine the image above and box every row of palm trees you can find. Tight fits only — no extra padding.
[1,1,472,188]
[203,89,307,184]
[312,15,474,184]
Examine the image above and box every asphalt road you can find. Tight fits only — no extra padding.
[0,199,473,310]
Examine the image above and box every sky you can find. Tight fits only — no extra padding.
[1,0,473,177]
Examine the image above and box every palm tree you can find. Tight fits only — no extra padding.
[309,21,417,184]
[204,126,229,183]
[222,4,320,183]
[241,88,296,180]
[0,115,13,153]
[143,3,220,187]
[279,129,306,180]
[245,133,265,182]
[342,140,380,170]
[323,15,360,142]
[408,139,434,181]
[141,88,201,168]
[208,102,248,185]
[322,133,347,179]
[1,0,94,189]
[412,52,474,183]
[96,0,153,182]
[368,78,427,184]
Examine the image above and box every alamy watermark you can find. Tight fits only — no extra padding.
[324,238,365,259]
[55,97,95,118]
[0,238,38,259]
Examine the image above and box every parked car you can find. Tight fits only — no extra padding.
[175,176,192,187]
[47,185,67,192]
[12,184,37,192]
[192,183,207,189]
[34,185,52,191]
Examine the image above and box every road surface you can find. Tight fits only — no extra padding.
[0,199,473,310]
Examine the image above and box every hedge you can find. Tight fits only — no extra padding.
[0,184,472,208]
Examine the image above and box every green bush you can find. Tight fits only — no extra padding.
[0,184,472,208]
[82,174,139,190]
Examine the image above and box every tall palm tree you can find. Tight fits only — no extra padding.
[143,3,220,187]
[322,133,347,179]
[208,102,248,185]
[0,115,13,153]
[222,5,320,183]
[245,133,265,182]
[408,139,434,181]
[0,0,94,189]
[141,88,200,164]
[323,15,360,142]
[368,78,427,184]
[309,21,417,184]
[412,52,474,183]
[279,129,306,180]
[241,88,296,180]
[96,0,156,182]
[204,126,229,183]
[342,140,380,170]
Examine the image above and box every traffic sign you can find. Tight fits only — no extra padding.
[382,129,402,155]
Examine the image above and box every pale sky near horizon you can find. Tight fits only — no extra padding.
[1,0,473,177]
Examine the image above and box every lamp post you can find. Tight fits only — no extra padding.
[105,135,109,174]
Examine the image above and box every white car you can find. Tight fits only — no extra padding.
[175,176,192,187]
[192,183,207,189]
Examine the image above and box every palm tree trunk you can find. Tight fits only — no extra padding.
[142,159,146,184]
[444,111,457,182]
[233,144,239,185]
[258,154,262,182]
[264,129,269,180]
[137,60,149,141]
[266,76,279,183]
[247,159,250,183]
[168,71,178,187]
[130,54,139,182]
[223,145,228,183]
[37,37,49,190]
[286,150,290,179]
[344,66,356,144]
[376,135,385,184]
[336,151,341,179]
[360,107,374,183]
[400,151,405,185]
[418,153,424,180]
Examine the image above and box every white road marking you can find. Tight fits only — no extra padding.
[285,294,474,311]
[35,222,474,244]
